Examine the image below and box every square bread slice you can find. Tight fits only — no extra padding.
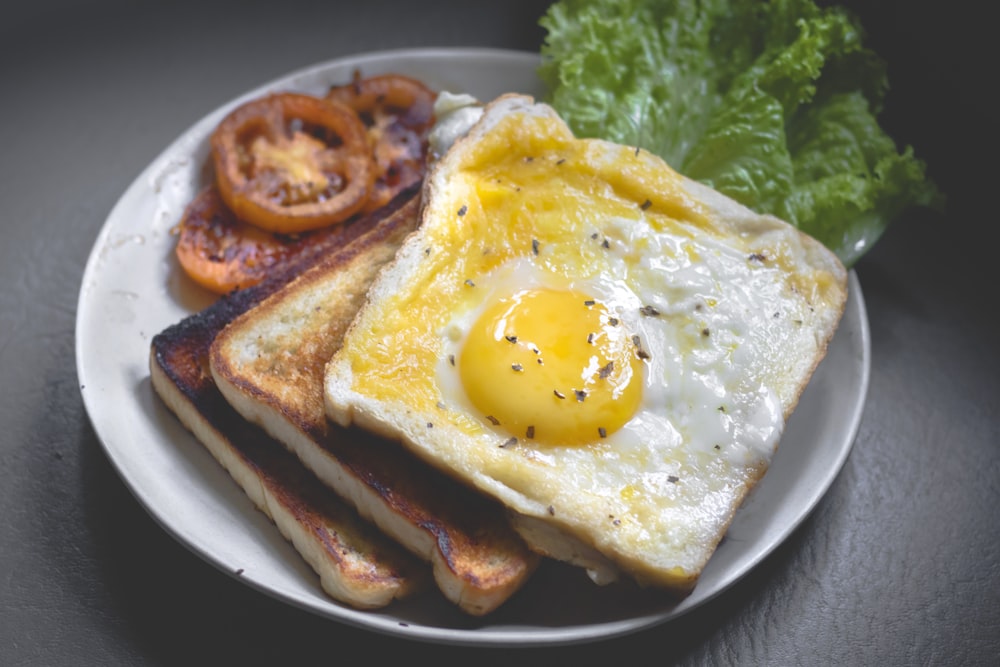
[150,193,430,609]
[209,191,539,616]
[324,94,848,596]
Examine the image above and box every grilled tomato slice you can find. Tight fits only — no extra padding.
[210,92,375,233]
[175,186,331,294]
[327,73,435,213]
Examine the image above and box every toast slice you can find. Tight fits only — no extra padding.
[324,95,848,596]
[209,194,539,616]
[150,192,431,609]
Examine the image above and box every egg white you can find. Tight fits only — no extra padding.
[433,213,786,471]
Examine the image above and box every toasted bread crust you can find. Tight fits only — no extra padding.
[210,193,539,615]
[149,191,433,608]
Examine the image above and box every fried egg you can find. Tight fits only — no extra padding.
[325,94,847,594]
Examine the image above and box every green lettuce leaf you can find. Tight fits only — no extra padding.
[539,0,942,266]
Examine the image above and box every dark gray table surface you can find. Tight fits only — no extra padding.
[2,1,995,664]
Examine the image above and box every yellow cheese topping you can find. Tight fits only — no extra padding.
[348,110,709,429]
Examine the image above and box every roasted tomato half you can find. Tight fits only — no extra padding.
[210,92,375,234]
[327,73,436,213]
[175,185,334,294]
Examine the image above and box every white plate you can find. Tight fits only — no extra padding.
[75,48,870,647]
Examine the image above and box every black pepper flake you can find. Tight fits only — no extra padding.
[714,444,722,450]
[427,422,434,428]
[511,363,524,372]
[598,361,614,379]
[773,311,781,318]
[717,405,727,413]
[547,505,555,516]
[436,402,446,410]
[602,238,610,249]
[505,334,518,343]
[486,415,501,425]
[635,146,640,156]
[613,518,621,526]
[532,238,540,255]
[425,247,431,255]
[598,426,607,438]
[449,354,455,366]
[500,437,518,448]
[525,156,534,162]
[464,279,475,287]
[749,252,766,263]
[583,299,596,306]
[640,305,660,317]
[794,319,803,325]
[537,358,544,365]
[526,425,535,439]
[574,389,587,402]
[591,232,599,240]
[608,317,619,326]
[556,158,566,165]
[531,346,540,354]
[235,568,244,576]
[667,475,680,483]
[587,332,595,344]
[554,389,566,399]
[457,205,468,217]
[640,199,652,211]
[632,334,651,360]
[702,328,711,337]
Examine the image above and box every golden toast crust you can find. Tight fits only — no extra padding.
[209,193,539,615]
[149,193,433,608]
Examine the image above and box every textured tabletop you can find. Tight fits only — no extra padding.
[1,1,995,664]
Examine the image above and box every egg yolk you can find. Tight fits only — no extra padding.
[458,288,643,445]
